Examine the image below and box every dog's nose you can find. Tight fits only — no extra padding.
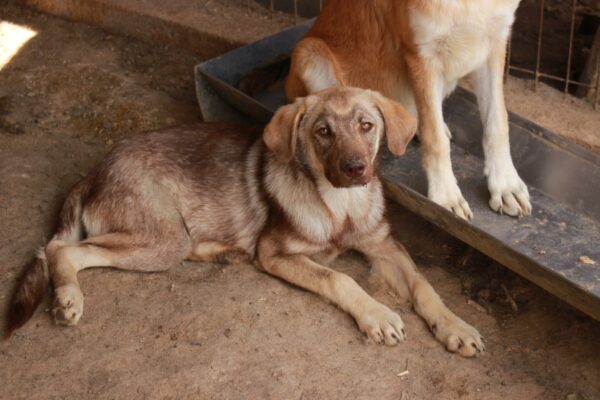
[342,159,366,179]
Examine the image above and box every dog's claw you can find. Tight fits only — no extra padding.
[431,312,484,357]
[429,181,473,221]
[488,164,531,218]
[52,284,84,326]
[357,302,406,346]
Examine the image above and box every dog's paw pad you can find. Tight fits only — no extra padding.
[52,284,84,326]
[358,302,406,346]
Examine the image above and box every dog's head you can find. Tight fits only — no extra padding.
[264,87,417,187]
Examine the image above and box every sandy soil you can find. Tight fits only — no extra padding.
[503,76,600,152]
[459,75,600,153]
[1,3,599,400]
[20,0,297,58]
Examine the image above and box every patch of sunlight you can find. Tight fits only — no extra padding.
[0,21,37,70]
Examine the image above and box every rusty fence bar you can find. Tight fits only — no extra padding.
[294,0,298,25]
[504,0,599,108]
[505,34,512,84]
[564,0,577,98]
[596,57,600,106]
[534,0,545,91]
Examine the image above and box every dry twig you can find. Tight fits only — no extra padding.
[501,284,518,312]
[397,359,410,378]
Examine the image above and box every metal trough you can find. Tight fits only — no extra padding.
[195,21,600,321]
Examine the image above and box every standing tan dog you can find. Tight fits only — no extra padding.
[5,88,483,357]
[287,0,531,220]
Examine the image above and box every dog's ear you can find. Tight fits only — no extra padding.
[370,92,417,156]
[263,100,306,162]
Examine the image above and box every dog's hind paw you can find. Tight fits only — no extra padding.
[52,284,84,326]
[356,301,406,346]
[430,313,484,357]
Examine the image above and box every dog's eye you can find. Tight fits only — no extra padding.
[360,121,373,131]
[317,126,332,137]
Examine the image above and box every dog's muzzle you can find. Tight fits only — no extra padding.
[342,159,366,179]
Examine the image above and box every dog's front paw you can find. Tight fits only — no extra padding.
[428,178,473,220]
[356,301,406,346]
[430,313,484,357]
[487,164,531,217]
[52,284,84,326]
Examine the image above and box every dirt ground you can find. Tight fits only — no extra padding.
[1,3,599,400]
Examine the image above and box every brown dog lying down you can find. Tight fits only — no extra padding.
[286,0,531,220]
[5,87,483,357]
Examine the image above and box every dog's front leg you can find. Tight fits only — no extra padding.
[405,55,472,220]
[473,40,531,217]
[257,237,406,345]
[356,229,484,357]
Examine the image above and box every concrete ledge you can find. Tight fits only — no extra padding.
[19,0,294,58]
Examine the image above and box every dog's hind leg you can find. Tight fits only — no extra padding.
[286,37,344,100]
[46,231,190,325]
[188,242,251,264]
[356,228,484,357]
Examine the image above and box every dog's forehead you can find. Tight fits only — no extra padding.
[308,90,378,120]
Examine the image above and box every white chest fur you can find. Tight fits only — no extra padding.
[264,161,384,244]
[317,178,384,234]
[409,1,518,84]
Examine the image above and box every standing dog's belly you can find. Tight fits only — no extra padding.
[408,2,517,86]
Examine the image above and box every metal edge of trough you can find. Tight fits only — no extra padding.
[382,180,600,321]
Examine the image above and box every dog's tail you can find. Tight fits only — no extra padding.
[4,180,89,339]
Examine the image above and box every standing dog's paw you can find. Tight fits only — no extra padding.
[487,164,531,217]
[52,284,84,326]
[429,179,473,220]
[430,313,484,357]
[356,302,406,346]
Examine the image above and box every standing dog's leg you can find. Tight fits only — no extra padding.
[286,37,343,100]
[473,41,531,217]
[356,228,484,357]
[46,232,190,325]
[405,55,473,220]
[258,238,406,345]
